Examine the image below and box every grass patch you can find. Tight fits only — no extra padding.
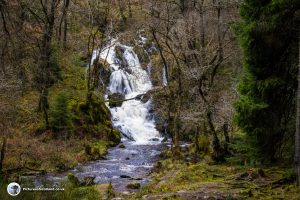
[129,158,300,200]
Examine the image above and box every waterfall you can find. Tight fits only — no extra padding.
[162,67,168,86]
[93,39,161,144]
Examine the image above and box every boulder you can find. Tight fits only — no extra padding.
[90,59,111,88]
[133,46,150,71]
[121,132,135,141]
[161,137,168,143]
[126,182,141,189]
[135,92,151,103]
[108,93,125,108]
[115,46,129,69]
[120,175,131,178]
[130,177,143,180]
[81,176,96,186]
[67,173,80,187]
[149,138,160,142]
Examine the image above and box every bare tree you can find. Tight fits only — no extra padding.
[146,0,239,159]
[58,0,70,48]
[295,19,300,186]
[36,0,61,128]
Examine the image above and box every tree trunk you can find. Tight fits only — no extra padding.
[223,121,230,153]
[194,126,201,154]
[0,137,6,173]
[207,108,223,161]
[295,24,300,186]
[151,28,169,84]
[58,0,70,48]
[38,0,57,128]
[39,88,50,128]
[164,41,183,150]
[199,0,206,67]
[210,0,224,85]
[128,0,132,18]
[63,0,70,48]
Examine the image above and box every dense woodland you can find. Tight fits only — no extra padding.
[0,0,300,199]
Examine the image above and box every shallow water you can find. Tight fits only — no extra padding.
[72,140,168,191]
[31,139,168,192]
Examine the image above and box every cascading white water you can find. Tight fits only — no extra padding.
[162,67,168,86]
[30,39,166,191]
[92,39,161,144]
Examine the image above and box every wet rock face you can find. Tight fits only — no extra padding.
[115,46,129,69]
[135,92,151,103]
[133,46,150,71]
[108,93,125,108]
[90,59,111,89]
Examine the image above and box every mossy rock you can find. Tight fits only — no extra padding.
[149,54,164,86]
[133,46,150,70]
[108,93,125,108]
[91,59,111,88]
[109,129,121,146]
[56,162,68,172]
[94,59,111,86]
[84,141,109,160]
[126,182,141,189]
[134,92,151,103]
[72,91,121,151]
[68,173,80,187]
[74,92,112,132]
[81,176,96,186]
[115,46,128,69]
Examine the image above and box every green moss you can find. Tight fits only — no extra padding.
[126,182,141,190]
[67,173,80,187]
[106,182,115,199]
[110,129,121,146]
[66,186,100,200]
[83,141,109,160]
[133,46,149,70]
[108,93,125,108]
[72,92,120,145]
[135,160,300,199]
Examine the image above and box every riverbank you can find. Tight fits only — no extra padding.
[3,133,114,177]
[0,139,169,200]
[1,50,121,181]
[122,156,300,199]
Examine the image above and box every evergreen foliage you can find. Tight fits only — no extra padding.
[235,0,300,163]
[50,92,73,133]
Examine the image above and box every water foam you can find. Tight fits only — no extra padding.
[93,39,161,144]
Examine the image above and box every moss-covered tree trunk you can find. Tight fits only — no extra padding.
[38,0,58,128]
[295,25,300,186]
[0,137,6,173]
